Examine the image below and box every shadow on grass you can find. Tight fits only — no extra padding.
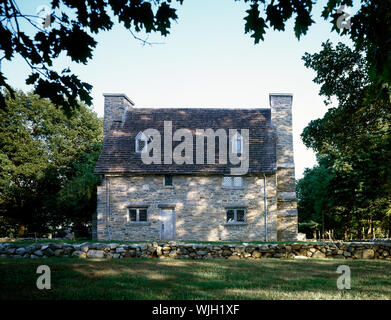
[0,258,390,300]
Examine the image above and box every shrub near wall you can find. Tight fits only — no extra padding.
[1,242,391,260]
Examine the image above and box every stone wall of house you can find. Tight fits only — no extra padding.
[270,94,298,241]
[1,241,390,260]
[96,174,278,242]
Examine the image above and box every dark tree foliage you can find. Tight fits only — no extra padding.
[0,90,103,237]
[299,41,391,239]
[296,156,336,239]
[242,0,315,42]
[241,0,391,98]
[0,0,390,112]
[0,0,183,113]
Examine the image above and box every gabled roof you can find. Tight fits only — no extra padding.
[94,108,276,175]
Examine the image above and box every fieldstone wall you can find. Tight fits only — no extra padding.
[270,94,298,241]
[1,242,390,260]
[97,174,278,242]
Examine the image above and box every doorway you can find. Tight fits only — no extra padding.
[160,208,175,240]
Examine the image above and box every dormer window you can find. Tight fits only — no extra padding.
[232,132,243,154]
[136,131,152,153]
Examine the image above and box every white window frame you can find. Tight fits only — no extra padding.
[222,176,243,188]
[226,208,247,224]
[135,131,149,154]
[128,207,148,223]
[232,132,243,154]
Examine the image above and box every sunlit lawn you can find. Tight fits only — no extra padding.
[0,257,390,300]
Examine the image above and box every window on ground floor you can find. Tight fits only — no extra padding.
[128,208,148,222]
[226,208,246,223]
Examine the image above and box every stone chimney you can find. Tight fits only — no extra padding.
[103,93,135,138]
[269,94,294,166]
[269,93,298,241]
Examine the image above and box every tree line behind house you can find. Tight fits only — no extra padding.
[0,91,102,238]
[297,41,391,240]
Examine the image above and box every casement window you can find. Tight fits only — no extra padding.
[226,208,246,224]
[135,131,153,153]
[232,132,243,154]
[222,176,243,188]
[164,174,173,186]
[128,208,148,222]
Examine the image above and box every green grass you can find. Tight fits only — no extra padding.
[0,257,390,300]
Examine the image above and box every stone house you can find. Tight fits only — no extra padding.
[93,93,298,241]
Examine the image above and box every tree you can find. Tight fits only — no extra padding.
[242,0,391,98]
[0,90,103,237]
[296,157,335,239]
[55,147,102,236]
[0,0,183,112]
[300,41,391,239]
[1,0,390,112]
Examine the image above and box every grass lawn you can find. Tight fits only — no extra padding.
[0,257,390,300]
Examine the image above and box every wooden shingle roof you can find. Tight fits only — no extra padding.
[94,108,276,175]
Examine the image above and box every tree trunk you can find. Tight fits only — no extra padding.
[17,225,26,237]
[357,219,362,239]
[369,219,374,239]
[388,216,391,238]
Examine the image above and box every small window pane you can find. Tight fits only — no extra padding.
[164,175,173,186]
[227,210,235,223]
[223,176,232,187]
[137,139,146,152]
[237,139,242,153]
[129,209,137,221]
[236,210,245,222]
[139,209,147,221]
[233,177,242,187]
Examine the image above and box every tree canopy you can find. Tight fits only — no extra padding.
[298,41,391,240]
[0,0,390,112]
[0,90,103,237]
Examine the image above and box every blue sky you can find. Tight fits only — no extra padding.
[2,0,357,178]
